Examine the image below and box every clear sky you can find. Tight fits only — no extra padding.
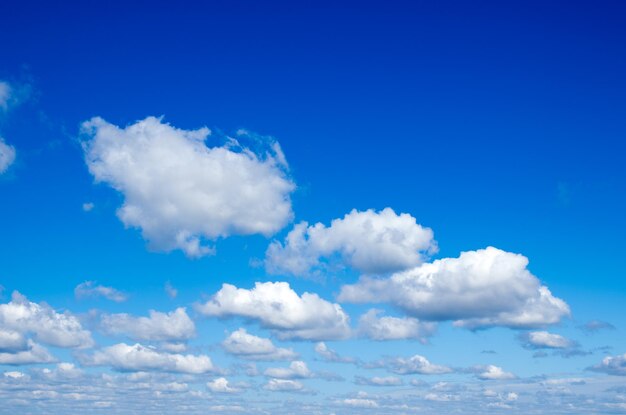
[0,1,625,414]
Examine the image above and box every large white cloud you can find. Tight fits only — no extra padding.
[0,138,16,174]
[0,341,55,365]
[266,208,436,276]
[222,328,298,361]
[357,309,436,342]
[0,292,93,349]
[100,308,195,342]
[339,247,570,329]
[81,343,214,374]
[195,282,351,341]
[81,116,295,258]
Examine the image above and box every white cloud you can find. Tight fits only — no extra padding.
[355,375,403,386]
[0,329,27,353]
[357,309,436,342]
[475,365,516,380]
[206,377,240,393]
[340,398,379,408]
[0,340,55,365]
[100,308,195,342]
[264,361,311,379]
[266,208,436,276]
[384,355,452,375]
[82,202,95,212]
[314,342,355,363]
[589,353,626,376]
[195,282,351,341]
[222,328,298,361]
[81,343,213,374]
[81,116,295,258]
[164,282,178,299]
[263,378,304,392]
[75,281,128,303]
[521,331,574,349]
[0,292,93,349]
[0,138,16,174]
[339,247,570,329]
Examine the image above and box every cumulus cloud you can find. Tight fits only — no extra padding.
[339,247,570,329]
[206,377,241,393]
[354,375,403,386]
[195,282,351,341]
[81,116,295,258]
[340,398,379,408]
[588,353,626,376]
[0,329,27,353]
[0,291,93,349]
[474,365,516,380]
[382,355,452,375]
[100,308,195,342]
[520,331,574,349]
[314,342,355,363]
[263,378,304,392]
[264,361,311,379]
[266,208,436,276]
[0,138,16,174]
[75,281,128,302]
[222,329,298,361]
[0,341,55,365]
[81,343,214,374]
[357,309,436,342]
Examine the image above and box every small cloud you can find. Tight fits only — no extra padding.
[579,320,615,334]
[82,202,95,212]
[75,281,128,303]
[164,281,177,299]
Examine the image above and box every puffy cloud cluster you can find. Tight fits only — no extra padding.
[264,361,311,379]
[474,365,516,380]
[206,377,241,394]
[74,281,128,302]
[520,331,574,349]
[383,354,452,375]
[81,343,214,374]
[357,309,436,342]
[222,329,297,361]
[266,208,436,276]
[339,247,570,329]
[0,138,15,174]
[314,342,355,363]
[82,116,295,257]
[589,353,626,376]
[0,341,54,365]
[100,308,195,342]
[195,282,351,340]
[0,292,93,350]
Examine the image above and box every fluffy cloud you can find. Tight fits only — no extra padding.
[195,282,351,341]
[0,341,55,365]
[474,365,516,380]
[589,353,626,376]
[354,375,403,386]
[81,343,213,374]
[0,292,93,349]
[206,377,241,393]
[74,281,128,302]
[264,361,311,379]
[266,208,436,276]
[263,379,304,392]
[357,309,436,342]
[339,247,570,329]
[81,116,295,258]
[314,342,355,363]
[0,138,16,174]
[222,329,297,361]
[0,329,27,353]
[383,355,452,375]
[100,308,195,342]
[520,331,574,349]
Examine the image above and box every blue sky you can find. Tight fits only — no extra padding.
[1,1,625,413]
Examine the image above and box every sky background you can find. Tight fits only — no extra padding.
[0,1,625,414]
